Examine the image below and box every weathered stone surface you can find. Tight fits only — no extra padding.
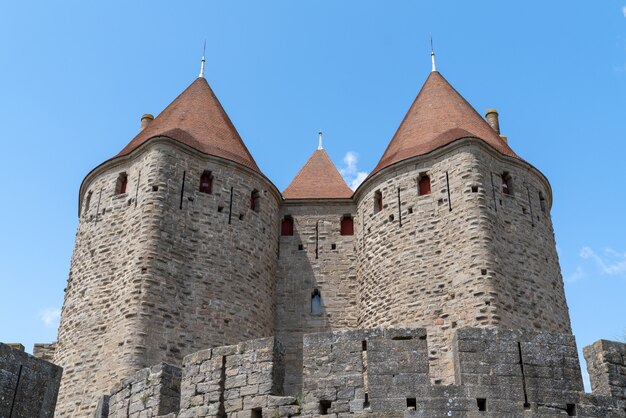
[0,343,62,418]
[584,339,626,401]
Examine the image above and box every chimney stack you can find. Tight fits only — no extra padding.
[485,109,500,134]
[140,114,154,131]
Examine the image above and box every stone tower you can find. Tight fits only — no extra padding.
[53,77,282,416]
[49,65,589,417]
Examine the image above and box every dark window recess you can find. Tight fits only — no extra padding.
[418,174,431,195]
[407,398,417,410]
[566,404,576,416]
[311,289,322,314]
[502,172,513,195]
[408,206,413,214]
[250,189,260,212]
[116,172,128,195]
[331,243,336,250]
[477,398,487,411]
[217,206,224,213]
[85,191,92,212]
[374,190,383,213]
[319,400,332,415]
[362,340,367,351]
[281,216,294,236]
[539,192,546,213]
[238,214,244,220]
[340,215,354,235]
[298,244,304,251]
[471,185,479,193]
[251,409,262,418]
[199,171,212,194]
[389,214,394,222]
[481,269,487,275]
[152,185,159,192]
[364,393,370,408]
[392,335,413,341]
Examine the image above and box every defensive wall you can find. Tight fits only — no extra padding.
[87,327,626,417]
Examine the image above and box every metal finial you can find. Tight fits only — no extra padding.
[430,34,436,72]
[318,130,323,150]
[199,41,206,78]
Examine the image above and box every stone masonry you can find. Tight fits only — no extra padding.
[0,342,63,418]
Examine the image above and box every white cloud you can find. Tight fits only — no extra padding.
[339,151,369,190]
[40,308,61,327]
[580,246,626,276]
[565,265,584,283]
[622,6,626,17]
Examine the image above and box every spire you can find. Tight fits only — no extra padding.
[430,35,436,72]
[283,148,353,199]
[117,77,261,173]
[318,130,323,150]
[370,71,518,178]
[199,41,206,78]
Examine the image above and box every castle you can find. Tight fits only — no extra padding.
[2,56,625,417]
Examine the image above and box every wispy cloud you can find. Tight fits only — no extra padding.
[565,265,584,283]
[40,308,61,327]
[339,151,368,190]
[622,6,626,17]
[580,246,626,276]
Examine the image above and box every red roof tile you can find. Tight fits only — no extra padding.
[370,71,518,177]
[283,149,353,199]
[117,77,261,173]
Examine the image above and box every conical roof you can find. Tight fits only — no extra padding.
[283,149,353,199]
[117,77,261,173]
[371,71,518,176]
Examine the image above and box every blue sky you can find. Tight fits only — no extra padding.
[1,1,625,390]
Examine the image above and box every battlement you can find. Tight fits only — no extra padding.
[90,328,626,417]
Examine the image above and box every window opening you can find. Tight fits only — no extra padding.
[340,215,354,236]
[407,398,417,410]
[502,172,512,195]
[311,289,321,314]
[477,398,487,411]
[539,192,546,213]
[250,189,260,212]
[199,171,212,194]
[85,191,92,212]
[418,174,431,195]
[374,190,382,213]
[566,404,576,416]
[281,215,294,236]
[116,172,128,195]
[319,400,331,415]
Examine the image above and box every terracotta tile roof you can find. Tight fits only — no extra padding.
[370,71,518,177]
[117,77,261,173]
[283,149,353,199]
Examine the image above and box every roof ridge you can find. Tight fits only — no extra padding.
[283,149,353,199]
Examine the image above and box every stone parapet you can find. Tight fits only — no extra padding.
[584,339,626,401]
[0,342,63,418]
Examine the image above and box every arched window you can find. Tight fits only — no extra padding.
[250,189,260,212]
[418,174,431,196]
[281,215,294,236]
[199,171,212,194]
[84,191,92,212]
[501,172,513,195]
[374,190,383,213]
[115,172,128,195]
[340,215,354,236]
[311,289,321,314]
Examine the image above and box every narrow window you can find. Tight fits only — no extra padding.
[199,171,212,194]
[115,172,128,195]
[477,398,487,411]
[340,215,354,236]
[319,400,331,415]
[418,174,431,195]
[250,189,260,212]
[251,409,262,418]
[374,190,383,213]
[281,215,294,236]
[539,192,546,213]
[85,191,92,212]
[311,289,322,314]
[501,172,512,195]
[566,404,576,416]
[407,398,417,411]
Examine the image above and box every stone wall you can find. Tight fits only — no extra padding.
[104,363,181,418]
[0,342,63,418]
[54,139,282,416]
[354,140,571,385]
[584,339,626,401]
[276,201,358,395]
[95,329,626,417]
[33,342,56,363]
